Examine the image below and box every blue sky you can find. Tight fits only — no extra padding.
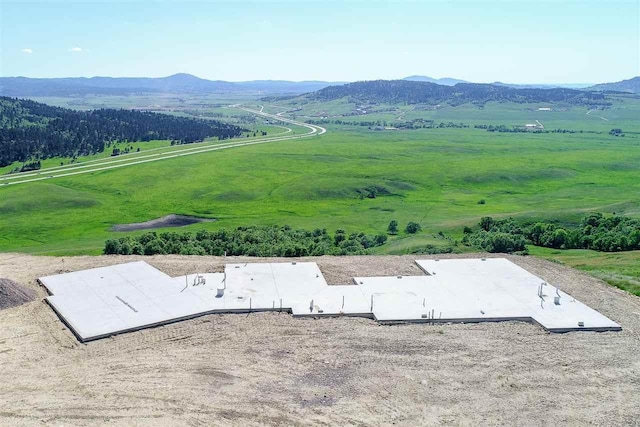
[1,0,639,83]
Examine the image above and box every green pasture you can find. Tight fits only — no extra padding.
[529,246,640,296]
[28,94,254,110]
[281,95,640,133]
[2,126,640,258]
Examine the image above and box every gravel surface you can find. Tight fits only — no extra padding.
[0,253,638,426]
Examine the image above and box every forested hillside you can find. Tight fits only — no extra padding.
[0,97,244,167]
[306,80,610,106]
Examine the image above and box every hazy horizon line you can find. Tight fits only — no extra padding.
[1,72,631,86]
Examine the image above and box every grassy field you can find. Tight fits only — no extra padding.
[277,94,640,133]
[2,124,639,253]
[27,94,256,110]
[529,246,640,296]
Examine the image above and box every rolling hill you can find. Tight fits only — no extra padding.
[491,82,593,90]
[587,77,640,94]
[303,80,610,106]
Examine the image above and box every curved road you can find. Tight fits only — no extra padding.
[1,107,325,187]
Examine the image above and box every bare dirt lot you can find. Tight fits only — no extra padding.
[0,253,639,426]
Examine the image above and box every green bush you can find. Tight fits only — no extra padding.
[387,220,398,235]
[405,222,422,234]
[462,230,526,253]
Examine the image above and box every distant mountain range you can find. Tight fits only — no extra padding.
[586,77,640,94]
[0,73,345,97]
[0,73,637,98]
[402,75,469,86]
[402,76,596,89]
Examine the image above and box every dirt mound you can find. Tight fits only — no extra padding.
[0,278,36,310]
[110,214,216,232]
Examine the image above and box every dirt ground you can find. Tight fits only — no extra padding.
[110,214,215,232]
[0,278,35,309]
[0,253,638,426]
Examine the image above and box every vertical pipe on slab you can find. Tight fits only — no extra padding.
[250,297,252,311]
[310,299,314,313]
[370,295,374,312]
[342,295,345,310]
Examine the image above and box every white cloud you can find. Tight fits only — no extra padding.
[21,48,33,54]
[69,47,83,52]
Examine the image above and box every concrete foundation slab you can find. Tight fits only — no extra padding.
[410,258,620,331]
[40,258,620,342]
[291,285,371,317]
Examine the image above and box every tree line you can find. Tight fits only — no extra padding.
[0,97,245,167]
[307,118,468,130]
[462,213,640,253]
[104,225,388,257]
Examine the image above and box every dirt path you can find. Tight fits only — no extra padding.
[0,253,638,426]
[586,109,610,121]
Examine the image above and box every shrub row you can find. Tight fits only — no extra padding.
[104,225,388,257]
[462,213,640,253]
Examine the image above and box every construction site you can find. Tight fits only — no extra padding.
[1,253,639,426]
